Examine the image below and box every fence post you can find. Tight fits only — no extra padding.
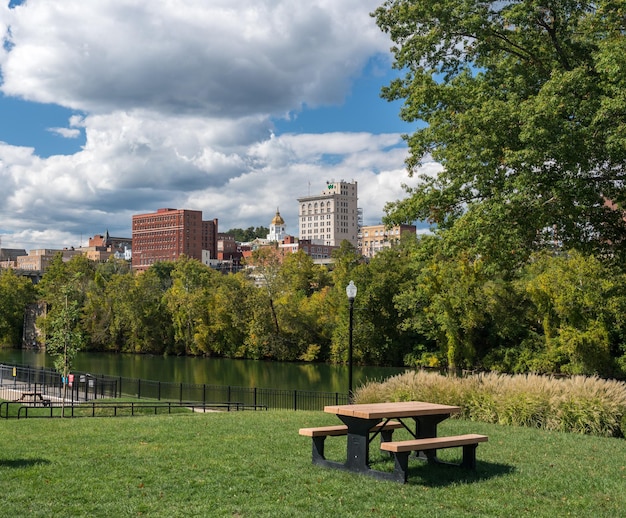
[203,384,206,404]
[293,390,297,411]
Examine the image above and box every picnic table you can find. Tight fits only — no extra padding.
[16,392,51,407]
[300,401,487,483]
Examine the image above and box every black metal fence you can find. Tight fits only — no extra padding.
[0,364,349,411]
[0,364,118,402]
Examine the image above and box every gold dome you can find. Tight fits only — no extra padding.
[271,210,285,225]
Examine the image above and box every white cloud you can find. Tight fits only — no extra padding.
[1,0,389,115]
[48,127,81,139]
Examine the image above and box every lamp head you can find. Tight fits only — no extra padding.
[346,280,357,301]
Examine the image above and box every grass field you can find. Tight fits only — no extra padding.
[1,410,624,517]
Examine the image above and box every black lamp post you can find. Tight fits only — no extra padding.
[346,280,357,400]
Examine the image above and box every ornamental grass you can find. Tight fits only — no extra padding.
[353,371,626,438]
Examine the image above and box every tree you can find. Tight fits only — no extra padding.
[246,247,284,335]
[356,236,424,365]
[82,270,135,352]
[226,226,269,242]
[374,1,626,265]
[278,250,331,296]
[45,277,85,415]
[164,256,216,355]
[0,269,36,346]
[127,267,174,353]
[199,272,253,357]
[523,250,626,376]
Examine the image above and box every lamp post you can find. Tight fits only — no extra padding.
[346,280,357,400]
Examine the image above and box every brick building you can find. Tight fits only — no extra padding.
[131,208,218,271]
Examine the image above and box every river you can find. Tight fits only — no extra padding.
[0,349,408,393]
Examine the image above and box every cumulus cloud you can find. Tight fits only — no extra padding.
[0,1,424,250]
[1,0,388,115]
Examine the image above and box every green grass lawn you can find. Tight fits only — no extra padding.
[1,410,624,517]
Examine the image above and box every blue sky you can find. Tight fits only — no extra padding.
[0,1,435,251]
[0,96,85,157]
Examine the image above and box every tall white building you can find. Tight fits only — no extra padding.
[297,180,359,247]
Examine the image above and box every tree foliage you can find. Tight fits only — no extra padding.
[0,268,36,346]
[4,231,626,379]
[374,0,626,264]
[226,226,270,242]
[44,275,86,404]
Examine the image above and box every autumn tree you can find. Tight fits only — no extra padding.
[374,0,626,266]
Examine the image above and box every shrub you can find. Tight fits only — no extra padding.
[353,370,626,438]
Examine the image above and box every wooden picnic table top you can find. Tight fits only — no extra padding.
[323,401,461,420]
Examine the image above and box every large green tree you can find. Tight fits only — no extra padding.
[523,250,626,376]
[0,268,36,346]
[165,256,216,355]
[374,0,626,265]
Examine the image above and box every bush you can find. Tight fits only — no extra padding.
[353,371,626,438]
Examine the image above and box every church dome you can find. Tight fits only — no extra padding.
[271,210,285,226]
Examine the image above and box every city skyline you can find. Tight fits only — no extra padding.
[0,1,439,251]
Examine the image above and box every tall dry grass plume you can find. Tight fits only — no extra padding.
[353,371,626,438]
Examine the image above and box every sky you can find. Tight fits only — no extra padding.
[0,0,440,251]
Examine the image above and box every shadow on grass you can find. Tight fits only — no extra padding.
[0,458,51,469]
[403,460,515,487]
[366,454,515,487]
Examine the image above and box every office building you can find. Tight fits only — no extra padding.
[297,180,359,248]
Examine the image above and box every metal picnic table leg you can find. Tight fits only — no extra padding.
[336,416,380,473]
[412,414,453,462]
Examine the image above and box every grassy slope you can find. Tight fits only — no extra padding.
[0,411,624,517]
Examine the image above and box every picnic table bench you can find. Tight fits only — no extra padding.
[16,392,51,407]
[380,433,488,482]
[299,420,404,463]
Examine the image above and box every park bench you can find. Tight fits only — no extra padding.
[379,433,488,483]
[299,421,404,462]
